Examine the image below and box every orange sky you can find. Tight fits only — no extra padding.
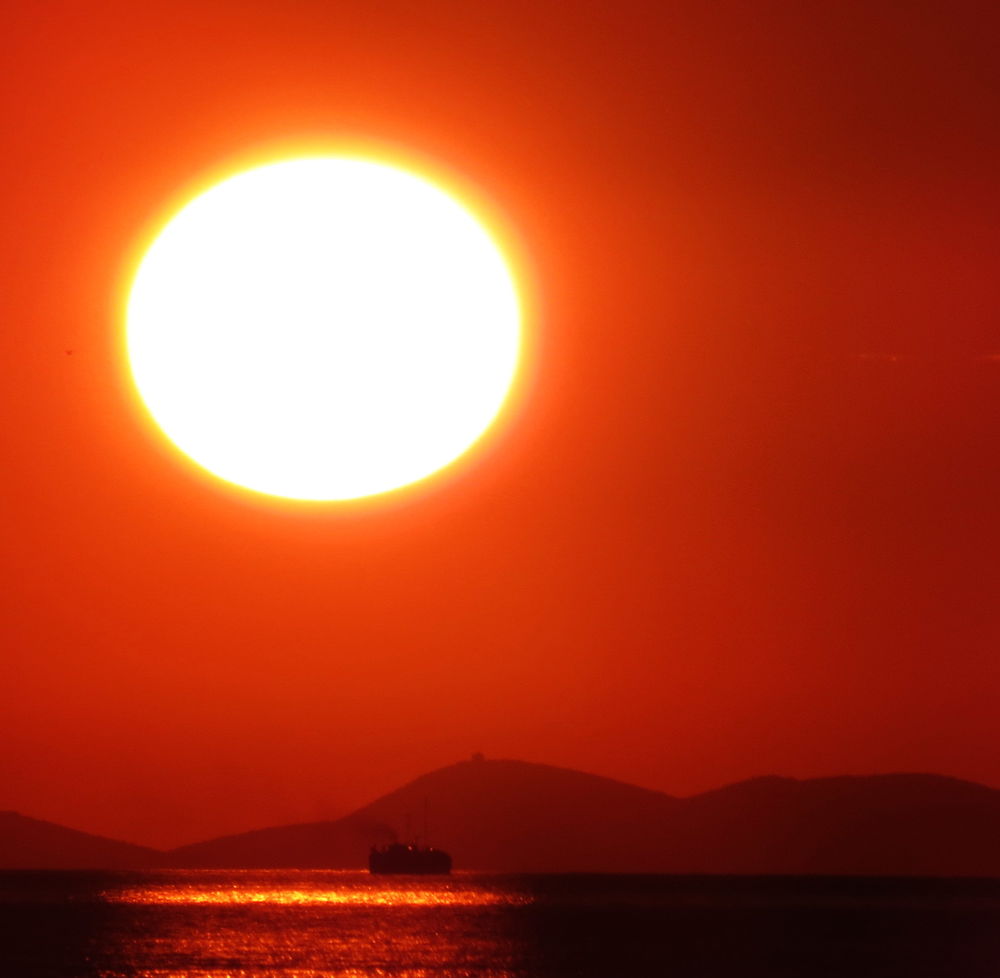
[1,0,998,849]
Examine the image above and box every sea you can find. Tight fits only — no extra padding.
[2,870,1000,978]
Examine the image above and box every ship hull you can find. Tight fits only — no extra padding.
[369,844,452,875]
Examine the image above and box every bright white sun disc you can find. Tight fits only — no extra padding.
[126,157,522,500]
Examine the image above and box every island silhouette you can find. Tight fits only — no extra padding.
[4,757,1000,875]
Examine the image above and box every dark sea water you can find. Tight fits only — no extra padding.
[2,870,1000,978]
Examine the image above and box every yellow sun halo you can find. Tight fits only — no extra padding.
[126,157,522,501]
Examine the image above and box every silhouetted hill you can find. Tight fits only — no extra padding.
[163,759,1000,875]
[158,760,1000,876]
[0,811,162,869]
[347,764,1000,875]
[349,758,683,873]
[167,812,397,869]
[9,761,1000,874]
[672,772,1000,876]
[166,759,679,869]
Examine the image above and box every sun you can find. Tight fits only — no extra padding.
[126,157,522,501]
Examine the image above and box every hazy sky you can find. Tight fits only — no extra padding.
[1,0,998,849]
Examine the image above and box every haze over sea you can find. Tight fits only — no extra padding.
[3,870,1000,978]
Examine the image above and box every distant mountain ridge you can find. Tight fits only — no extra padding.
[4,760,1000,875]
[0,810,163,870]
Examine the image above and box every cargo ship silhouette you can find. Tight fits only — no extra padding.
[368,842,452,875]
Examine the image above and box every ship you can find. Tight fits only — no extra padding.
[369,842,453,875]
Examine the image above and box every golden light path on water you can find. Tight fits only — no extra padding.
[114,972,514,978]
[105,883,529,907]
[106,971,516,978]
[93,874,530,978]
[98,962,520,977]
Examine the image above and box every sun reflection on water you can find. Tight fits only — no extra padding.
[88,873,528,978]
[115,971,513,978]
[106,883,527,907]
